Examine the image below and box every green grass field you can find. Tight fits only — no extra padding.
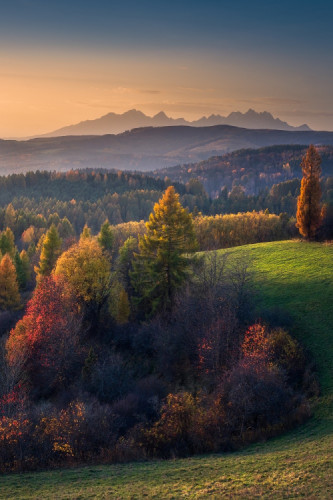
[1,240,332,499]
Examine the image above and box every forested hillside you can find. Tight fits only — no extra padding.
[152,145,333,197]
[1,163,332,242]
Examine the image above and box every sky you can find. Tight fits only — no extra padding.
[0,0,332,137]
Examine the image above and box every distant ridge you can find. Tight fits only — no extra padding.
[1,124,332,175]
[41,109,311,137]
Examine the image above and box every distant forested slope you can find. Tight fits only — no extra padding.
[151,145,333,197]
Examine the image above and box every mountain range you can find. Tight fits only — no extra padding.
[41,109,311,138]
[1,125,333,175]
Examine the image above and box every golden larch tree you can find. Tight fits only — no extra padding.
[131,186,197,315]
[296,144,322,240]
[0,254,21,310]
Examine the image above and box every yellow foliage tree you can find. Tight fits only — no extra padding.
[0,254,20,310]
[54,238,111,311]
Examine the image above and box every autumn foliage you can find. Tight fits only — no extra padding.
[6,275,81,397]
[0,187,315,471]
[0,254,21,311]
[296,145,323,240]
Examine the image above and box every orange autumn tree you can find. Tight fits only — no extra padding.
[296,144,323,240]
[6,275,82,396]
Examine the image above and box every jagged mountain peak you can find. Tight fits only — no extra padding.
[40,108,311,138]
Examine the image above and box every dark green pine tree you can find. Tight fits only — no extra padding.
[0,227,16,257]
[35,224,62,279]
[14,250,30,289]
[131,186,197,316]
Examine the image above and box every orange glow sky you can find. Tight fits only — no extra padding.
[1,1,332,137]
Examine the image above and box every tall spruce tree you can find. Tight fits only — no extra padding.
[296,144,323,240]
[35,224,62,278]
[14,251,29,290]
[131,186,197,316]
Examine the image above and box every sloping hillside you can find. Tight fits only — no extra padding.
[0,241,332,499]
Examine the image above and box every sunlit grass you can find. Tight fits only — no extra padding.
[1,240,332,499]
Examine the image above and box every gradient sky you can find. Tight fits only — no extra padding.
[1,0,332,137]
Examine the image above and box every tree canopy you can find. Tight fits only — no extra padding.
[0,254,20,310]
[35,224,62,278]
[54,238,111,308]
[131,186,197,315]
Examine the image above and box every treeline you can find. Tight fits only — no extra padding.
[195,212,297,250]
[0,170,332,243]
[211,177,333,216]
[0,170,209,235]
[109,211,297,253]
[0,169,176,204]
[0,209,297,274]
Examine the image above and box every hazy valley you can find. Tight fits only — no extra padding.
[2,124,333,175]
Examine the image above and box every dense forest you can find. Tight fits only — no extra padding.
[0,163,331,244]
[0,186,315,471]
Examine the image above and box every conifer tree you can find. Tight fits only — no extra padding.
[58,217,75,239]
[20,250,31,287]
[0,254,20,310]
[35,224,62,278]
[14,250,31,289]
[0,227,15,257]
[14,251,26,289]
[4,203,16,229]
[98,219,114,253]
[296,145,323,240]
[131,186,197,315]
[80,224,91,240]
[116,236,137,292]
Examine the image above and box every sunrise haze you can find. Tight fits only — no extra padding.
[1,0,332,137]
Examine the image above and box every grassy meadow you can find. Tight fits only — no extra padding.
[0,240,332,499]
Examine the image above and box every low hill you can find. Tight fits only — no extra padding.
[1,241,332,498]
[41,108,311,138]
[1,126,333,175]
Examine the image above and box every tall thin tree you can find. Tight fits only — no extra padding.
[35,224,62,279]
[296,144,322,240]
